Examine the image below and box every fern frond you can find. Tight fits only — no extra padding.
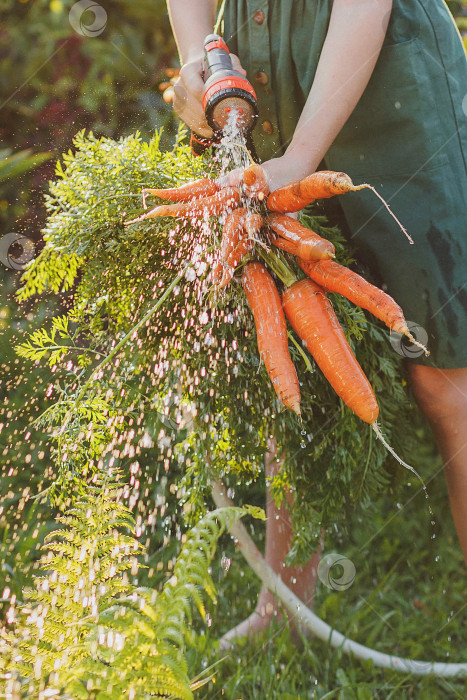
[4,468,262,700]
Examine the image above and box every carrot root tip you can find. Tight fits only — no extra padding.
[371,421,425,488]
[356,184,414,244]
[405,331,430,356]
[290,402,301,417]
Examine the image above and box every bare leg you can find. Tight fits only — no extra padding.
[219,439,321,649]
[408,364,467,564]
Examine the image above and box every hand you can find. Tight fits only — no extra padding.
[217,153,318,218]
[261,153,318,192]
[173,53,247,138]
[173,56,212,137]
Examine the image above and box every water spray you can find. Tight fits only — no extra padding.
[191,34,258,156]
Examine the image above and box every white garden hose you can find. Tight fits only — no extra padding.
[211,479,467,678]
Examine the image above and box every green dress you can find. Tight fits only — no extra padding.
[223,0,467,368]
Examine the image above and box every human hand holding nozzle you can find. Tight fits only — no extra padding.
[172,34,258,155]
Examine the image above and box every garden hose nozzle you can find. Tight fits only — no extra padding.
[191,33,258,156]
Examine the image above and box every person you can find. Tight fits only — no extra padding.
[166,0,467,646]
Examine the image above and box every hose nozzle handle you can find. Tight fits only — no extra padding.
[190,33,258,156]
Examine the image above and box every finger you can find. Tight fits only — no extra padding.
[180,99,213,136]
[172,80,188,114]
[173,83,213,137]
[215,167,244,188]
[176,110,213,138]
[230,53,247,77]
[179,62,205,101]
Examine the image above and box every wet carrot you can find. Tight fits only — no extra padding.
[267,171,363,212]
[266,213,335,261]
[212,209,248,287]
[218,237,254,289]
[297,258,429,355]
[267,171,413,243]
[243,211,264,239]
[141,178,218,207]
[242,163,269,201]
[242,262,301,415]
[216,211,263,289]
[125,187,240,225]
[219,208,248,261]
[282,278,379,423]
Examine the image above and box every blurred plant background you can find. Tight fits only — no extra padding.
[0,5,179,692]
[0,1,466,698]
[0,0,179,632]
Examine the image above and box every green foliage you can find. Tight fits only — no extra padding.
[0,0,178,239]
[14,129,424,563]
[0,0,177,146]
[17,315,75,366]
[2,470,262,698]
[5,476,138,678]
[0,148,52,183]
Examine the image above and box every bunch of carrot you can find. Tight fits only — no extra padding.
[125,165,427,448]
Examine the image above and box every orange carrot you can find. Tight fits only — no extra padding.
[267,171,364,212]
[218,237,254,289]
[297,258,429,355]
[125,187,240,225]
[219,208,248,261]
[211,259,224,286]
[141,178,218,207]
[282,278,379,423]
[266,213,335,261]
[242,262,301,415]
[212,209,248,287]
[243,211,264,239]
[267,171,413,243]
[216,211,263,289]
[242,163,269,201]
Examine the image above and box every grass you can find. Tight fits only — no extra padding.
[186,452,467,699]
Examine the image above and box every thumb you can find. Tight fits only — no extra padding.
[215,167,243,189]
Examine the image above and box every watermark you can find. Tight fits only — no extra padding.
[0,232,35,270]
[462,93,467,118]
[401,659,434,674]
[380,6,420,40]
[158,411,180,433]
[389,321,428,359]
[69,1,107,38]
[317,552,356,591]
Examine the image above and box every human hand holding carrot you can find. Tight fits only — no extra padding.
[218,153,320,220]
[218,150,320,193]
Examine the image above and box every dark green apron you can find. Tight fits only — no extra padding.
[224,0,467,368]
